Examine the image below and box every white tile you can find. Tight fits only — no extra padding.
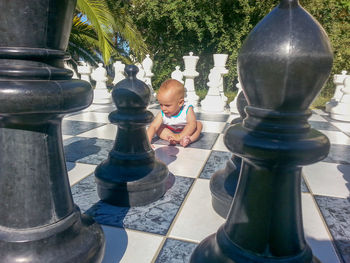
[331,121,350,134]
[79,124,117,140]
[303,162,350,198]
[201,120,226,133]
[101,226,163,263]
[312,109,328,116]
[67,162,96,186]
[212,134,229,152]
[309,114,327,122]
[83,104,108,112]
[64,112,110,123]
[227,113,240,123]
[62,135,73,140]
[154,146,211,178]
[302,194,341,263]
[319,130,350,145]
[169,179,225,242]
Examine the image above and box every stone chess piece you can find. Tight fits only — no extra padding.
[91,63,111,104]
[95,65,170,207]
[171,66,184,84]
[213,54,229,105]
[142,54,156,103]
[200,68,225,113]
[77,61,92,84]
[330,76,350,121]
[112,61,126,85]
[183,52,199,106]
[0,1,105,262]
[191,0,332,262]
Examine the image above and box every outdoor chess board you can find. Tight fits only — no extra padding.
[62,102,349,263]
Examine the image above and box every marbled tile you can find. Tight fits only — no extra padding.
[78,124,118,140]
[62,120,105,135]
[199,150,232,179]
[71,174,100,212]
[66,162,96,186]
[212,134,230,152]
[64,137,114,165]
[155,238,197,263]
[323,144,350,165]
[92,105,116,113]
[201,120,226,133]
[309,121,338,131]
[301,176,309,193]
[309,114,327,122]
[102,226,163,263]
[331,121,350,134]
[85,175,194,235]
[314,195,350,263]
[169,179,225,242]
[302,194,341,263]
[153,132,219,150]
[154,146,211,178]
[303,162,350,198]
[195,112,229,122]
[64,112,110,123]
[320,130,350,145]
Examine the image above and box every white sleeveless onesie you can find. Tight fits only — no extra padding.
[161,103,193,132]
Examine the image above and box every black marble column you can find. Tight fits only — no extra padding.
[0,1,105,262]
[95,65,169,207]
[210,91,247,218]
[191,0,333,262]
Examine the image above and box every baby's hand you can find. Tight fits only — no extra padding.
[167,135,177,146]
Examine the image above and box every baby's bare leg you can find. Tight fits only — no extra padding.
[157,125,179,145]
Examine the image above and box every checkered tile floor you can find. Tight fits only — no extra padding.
[63,102,350,263]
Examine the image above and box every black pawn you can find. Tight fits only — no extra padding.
[210,91,248,218]
[191,0,332,262]
[95,65,169,207]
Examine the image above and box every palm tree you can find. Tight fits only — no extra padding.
[69,0,148,66]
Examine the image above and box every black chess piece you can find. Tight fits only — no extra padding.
[0,1,105,262]
[95,65,169,207]
[210,91,248,218]
[191,0,332,262]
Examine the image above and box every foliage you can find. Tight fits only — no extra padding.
[129,0,350,99]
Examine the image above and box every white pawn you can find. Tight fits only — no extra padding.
[183,52,199,106]
[112,61,125,85]
[201,68,225,113]
[77,61,91,84]
[330,77,350,121]
[326,70,348,112]
[230,82,243,113]
[135,62,146,82]
[171,66,184,84]
[91,63,111,104]
[142,54,156,102]
[213,54,229,105]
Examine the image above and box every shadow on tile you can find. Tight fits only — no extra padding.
[101,226,128,263]
[336,164,350,196]
[155,146,179,165]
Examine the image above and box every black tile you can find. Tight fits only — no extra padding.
[199,151,232,179]
[309,121,339,132]
[155,238,198,263]
[62,120,105,135]
[315,195,350,263]
[323,144,350,165]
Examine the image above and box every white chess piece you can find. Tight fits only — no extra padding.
[213,54,229,105]
[142,54,156,102]
[135,62,146,82]
[112,61,125,85]
[171,66,184,84]
[230,82,243,113]
[64,62,79,79]
[201,68,225,113]
[330,77,350,121]
[91,63,111,104]
[325,70,348,112]
[183,52,199,106]
[77,61,91,84]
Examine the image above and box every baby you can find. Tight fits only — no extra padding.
[147,79,202,147]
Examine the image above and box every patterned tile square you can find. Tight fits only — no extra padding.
[314,195,350,263]
[155,238,197,263]
[62,120,105,135]
[199,150,232,179]
[323,144,350,165]
[83,175,194,235]
[64,137,114,165]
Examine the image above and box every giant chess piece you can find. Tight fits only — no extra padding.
[112,60,126,85]
[171,66,184,84]
[0,1,105,262]
[330,77,350,121]
[229,81,243,114]
[191,1,332,262]
[213,54,229,105]
[325,70,348,112]
[91,63,111,104]
[142,54,156,103]
[77,61,92,84]
[200,68,226,113]
[183,52,200,106]
[210,91,248,218]
[95,65,169,206]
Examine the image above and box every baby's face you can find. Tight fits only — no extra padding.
[157,90,184,117]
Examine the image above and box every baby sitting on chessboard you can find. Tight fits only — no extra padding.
[147,79,202,147]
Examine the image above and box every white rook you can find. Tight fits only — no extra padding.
[330,77,350,122]
[183,52,199,106]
